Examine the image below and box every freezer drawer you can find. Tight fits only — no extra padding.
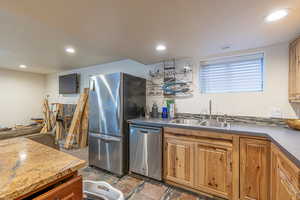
[89,133,123,176]
[129,125,162,180]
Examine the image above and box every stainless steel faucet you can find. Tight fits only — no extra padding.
[209,100,212,119]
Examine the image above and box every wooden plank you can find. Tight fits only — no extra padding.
[40,97,52,133]
[53,104,64,142]
[45,99,51,131]
[40,99,47,133]
[55,121,63,142]
[0,125,42,140]
[40,124,48,134]
[79,94,89,148]
[64,90,88,149]
[75,122,81,147]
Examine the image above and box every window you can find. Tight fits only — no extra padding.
[199,53,264,93]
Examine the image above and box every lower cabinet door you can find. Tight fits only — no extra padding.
[164,136,194,187]
[194,142,233,199]
[240,138,270,200]
[275,169,299,200]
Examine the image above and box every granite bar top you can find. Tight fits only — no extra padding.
[0,125,42,140]
[0,138,86,200]
[129,118,300,168]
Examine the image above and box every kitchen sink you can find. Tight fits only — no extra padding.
[169,118,202,125]
[169,118,230,128]
[199,119,230,128]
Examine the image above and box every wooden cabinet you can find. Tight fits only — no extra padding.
[163,127,300,200]
[240,138,270,200]
[275,168,299,200]
[33,176,83,200]
[164,135,194,187]
[289,37,300,102]
[271,144,300,200]
[15,172,83,200]
[163,128,236,199]
[194,139,233,199]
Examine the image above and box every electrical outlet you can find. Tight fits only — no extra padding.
[270,107,283,118]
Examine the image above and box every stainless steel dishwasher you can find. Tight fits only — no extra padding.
[129,125,162,180]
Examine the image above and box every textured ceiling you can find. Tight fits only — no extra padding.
[0,0,300,73]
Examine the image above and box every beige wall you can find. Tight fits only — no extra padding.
[45,59,150,104]
[148,42,300,118]
[44,43,299,119]
[0,69,45,127]
[0,42,295,128]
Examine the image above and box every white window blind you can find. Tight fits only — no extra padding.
[200,53,264,93]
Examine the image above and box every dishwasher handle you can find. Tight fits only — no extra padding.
[139,129,150,134]
[130,126,162,135]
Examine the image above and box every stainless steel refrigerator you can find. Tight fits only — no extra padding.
[88,72,146,176]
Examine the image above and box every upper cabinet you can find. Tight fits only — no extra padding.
[289,37,300,102]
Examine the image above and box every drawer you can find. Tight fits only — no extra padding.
[33,176,83,200]
[164,127,233,141]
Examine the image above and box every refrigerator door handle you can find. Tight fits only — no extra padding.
[97,140,101,160]
[90,79,95,91]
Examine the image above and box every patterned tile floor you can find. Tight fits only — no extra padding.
[63,148,220,200]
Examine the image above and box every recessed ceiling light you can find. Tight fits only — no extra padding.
[156,44,166,51]
[65,47,76,54]
[19,64,27,69]
[265,9,289,22]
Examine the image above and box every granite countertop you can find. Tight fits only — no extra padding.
[0,138,86,200]
[0,125,42,140]
[129,118,300,168]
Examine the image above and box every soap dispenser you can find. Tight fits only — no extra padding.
[162,102,168,119]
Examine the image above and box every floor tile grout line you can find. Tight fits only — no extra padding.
[125,180,146,200]
[160,185,174,200]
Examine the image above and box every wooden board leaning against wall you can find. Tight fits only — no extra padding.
[40,89,89,149]
[64,88,89,149]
